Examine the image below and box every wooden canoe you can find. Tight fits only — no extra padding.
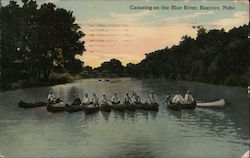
[65,104,84,113]
[180,101,196,109]
[146,103,159,111]
[134,102,159,111]
[18,101,47,108]
[111,104,125,112]
[167,103,181,111]
[100,104,112,112]
[47,102,65,113]
[82,105,100,114]
[168,102,196,110]
[196,99,225,108]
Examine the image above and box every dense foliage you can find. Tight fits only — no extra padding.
[0,0,85,89]
[125,25,249,86]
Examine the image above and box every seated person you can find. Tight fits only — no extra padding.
[83,93,92,105]
[111,93,120,104]
[172,91,185,104]
[132,92,141,104]
[122,93,132,104]
[148,91,156,104]
[72,94,81,105]
[184,91,194,102]
[47,90,61,104]
[92,93,99,107]
[100,94,109,105]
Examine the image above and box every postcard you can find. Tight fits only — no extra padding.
[0,0,249,158]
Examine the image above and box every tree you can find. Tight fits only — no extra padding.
[97,59,125,75]
[0,0,85,89]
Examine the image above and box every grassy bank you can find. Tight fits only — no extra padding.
[0,72,130,91]
[0,73,81,91]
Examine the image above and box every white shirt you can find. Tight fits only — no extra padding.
[132,94,141,103]
[172,94,184,104]
[184,94,194,102]
[111,95,119,102]
[123,96,132,103]
[48,94,56,102]
[148,94,156,104]
[83,96,90,104]
[100,96,108,105]
[92,96,99,104]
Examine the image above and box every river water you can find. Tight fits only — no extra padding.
[0,78,249,158]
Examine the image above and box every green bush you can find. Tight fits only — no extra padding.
[49,73,74,85]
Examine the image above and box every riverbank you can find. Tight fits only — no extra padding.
[0,72,130,91]
[1,75,248,93]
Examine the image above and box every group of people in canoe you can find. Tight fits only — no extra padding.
[47,90,157,107]
[165,90,196,110]
[166,90,195,104]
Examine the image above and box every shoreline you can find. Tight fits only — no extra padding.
[0,76,247,93]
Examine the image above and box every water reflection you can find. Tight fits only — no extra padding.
[101,111,111,121]
[0,78,248,158]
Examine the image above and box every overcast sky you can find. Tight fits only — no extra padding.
[2,0,249,67]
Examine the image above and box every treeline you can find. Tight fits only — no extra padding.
[126,25,249,86]
[0,0,85,89]
[90,25,248,86]
[82,59,127,78]
[0,0,248,90]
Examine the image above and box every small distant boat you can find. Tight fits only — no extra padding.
[98,79,102,81]
[196,99,225,108]
[104,79,110,82]
[100,104,111,112]
[18,101,47,108]
[47,102,65,113]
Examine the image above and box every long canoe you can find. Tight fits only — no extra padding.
[111,104,125,112]
[100,104,111,112]
[146,103,159,111]
[167,103,181,111]
[180,101,196,109]
[196,99,225,108]
[168,102,196,110]
[47,102,65,113]
[120,103,136,111]
[134,102,159,111]
[82,105,100,114]
[18,101,47,108]
[65,104,84,113]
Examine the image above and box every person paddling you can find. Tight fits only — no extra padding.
[148,91,156,104]
[172,91,184,104]
[122,93,132,104]
[83,93,91,105]
[132,92,141,104]
[164,92,172,105]
[100,94,109,105]
[73,94,81,105]
[184,90,194,102]
[111,93,120,105]
[92,93,99,107]
[47,90,61,104]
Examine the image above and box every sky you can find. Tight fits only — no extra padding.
[2,0,249,67]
